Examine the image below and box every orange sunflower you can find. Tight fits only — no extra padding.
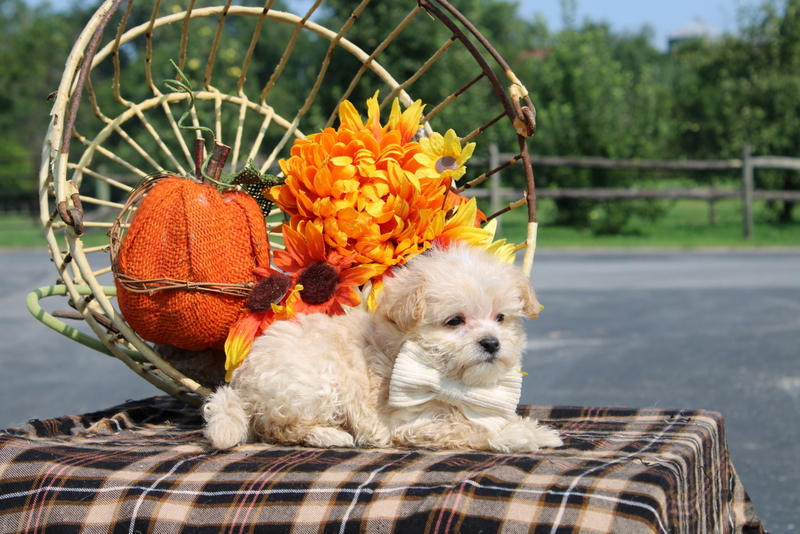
[223,267,295,381]
[273,223,381,315]
[224,224,380,380]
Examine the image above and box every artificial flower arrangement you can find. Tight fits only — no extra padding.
[112,90,517,383]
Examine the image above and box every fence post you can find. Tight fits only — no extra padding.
[489,142,501,234]
[742,144,754,239]
[709,178,717,225]
[96,176,111,208]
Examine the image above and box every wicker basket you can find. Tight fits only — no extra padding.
[31,0,541,406]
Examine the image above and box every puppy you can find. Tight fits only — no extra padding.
[203,242,562,452]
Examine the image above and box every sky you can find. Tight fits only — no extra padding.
[30,0,761,52]
[285,0,759,51]
[513,0,755,50]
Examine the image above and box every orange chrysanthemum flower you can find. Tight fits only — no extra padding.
[270,93,455,269]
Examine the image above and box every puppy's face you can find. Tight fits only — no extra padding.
[377,243,539,387]
[416,284,526,387]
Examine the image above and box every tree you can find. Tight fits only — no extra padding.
[517,21,675,233]
[673,0,800,222]
[0,0,93,204]
[304,0,531,146]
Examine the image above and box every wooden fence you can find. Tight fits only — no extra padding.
[470,144,800,238]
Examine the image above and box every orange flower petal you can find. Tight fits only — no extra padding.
[304,223,328,262]
[313,166,333,197]
[336,286,362,308]
[281,225,314,267]
[339,264,382,287]
[388,97,425,143]
[339,99,364,131]
[224,311,272,381]
[337,207,359,221]
[273,249,299,273]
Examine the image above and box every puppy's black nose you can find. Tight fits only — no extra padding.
[479,336,500,355]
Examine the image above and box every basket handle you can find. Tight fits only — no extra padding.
[26,285,145,363]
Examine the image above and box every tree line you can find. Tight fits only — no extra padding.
[1,0,798,232]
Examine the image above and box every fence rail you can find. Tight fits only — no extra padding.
[470,187,800,201]
[3,148,798,238]
[474,144,800,239]
[524,154,800,172]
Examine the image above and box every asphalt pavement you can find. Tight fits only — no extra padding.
[1,249,798,531]
[522,250,800,532]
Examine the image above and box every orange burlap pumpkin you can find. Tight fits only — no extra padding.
[115,176,270,350]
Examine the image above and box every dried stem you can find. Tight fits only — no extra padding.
[194,139,205,179]
[204,141,231,185]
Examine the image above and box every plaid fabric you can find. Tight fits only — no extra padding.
[0,397,763,534]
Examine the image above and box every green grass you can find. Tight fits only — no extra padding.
[0,214,111,250]
[497,198,800,249]
[0,215,47,249]
[3,198,800,251]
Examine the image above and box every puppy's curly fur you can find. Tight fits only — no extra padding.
[204,242,562,452]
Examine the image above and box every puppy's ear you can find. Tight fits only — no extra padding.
[377,276,426,331]
[386,285,426,331]
[517,272,541,320]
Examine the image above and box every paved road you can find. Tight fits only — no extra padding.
[521,251,800,533]
[1,249,798,531]
[0,250,162,423]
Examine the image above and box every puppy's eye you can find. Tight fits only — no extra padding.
[445,316,465,327]
[496,313,505,323]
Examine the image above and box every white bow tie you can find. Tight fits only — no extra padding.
[388,340,523,433]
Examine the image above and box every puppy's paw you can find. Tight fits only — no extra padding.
[488,418,562,453]
[303,426,355,448]
[203,387,250,450]
[531,423,563,449]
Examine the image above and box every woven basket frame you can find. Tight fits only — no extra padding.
[37,0,541,405]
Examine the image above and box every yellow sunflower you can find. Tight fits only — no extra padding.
[415,129,476,182]
[434,197,515,263]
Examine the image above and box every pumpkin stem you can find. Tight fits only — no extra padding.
[194,139,205,180]
[204,142,231,186]
[163,61,232,190]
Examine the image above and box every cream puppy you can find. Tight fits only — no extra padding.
[203,242,562,452]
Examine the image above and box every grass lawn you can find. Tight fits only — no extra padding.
[2,197,799,251]
[497,198,800,249]
[0,215,48,249]
[0,215,111,250]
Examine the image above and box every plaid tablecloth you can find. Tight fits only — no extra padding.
[0,397,763,533]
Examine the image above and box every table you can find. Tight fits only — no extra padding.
[0,397,764,533]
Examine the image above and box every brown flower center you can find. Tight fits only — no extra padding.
[297,262,340,305]
[247,274,293,313]
[435,156,458,173]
